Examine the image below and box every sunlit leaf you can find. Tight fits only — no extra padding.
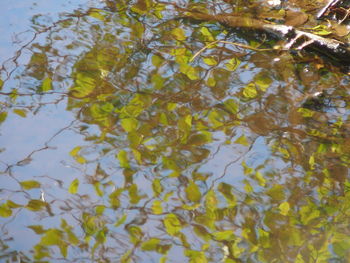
[20,180,41,190]
[40,229,63,246]
[200,27,215,41]
[184,250,208,263]
[109,188,122,209]
[179,63,199,80]
[212,230,235,241]
[243,83,257,98]
[0,203,12,217]
[152,55,164,67]
[28,225,46,234]
[279,201,290,216]
[115,214,127,227]
[254,72,272,91]
[310,25,332,35]
[171,28,186,41]
[235,135,249,146]
[309,154,315,170]
[117,150,130,168]
[26,200,47,211]
[129,183,142,204]
[185,181,201,202]
[127,225,143,244]
[152,200,163,215]
[90,8,108,21]
[207,77,216,87]
[41,77,52,92]
[203,57,217,66]
[68,178,79,194]
[94,182,104,197]
[226,57,241,71]
[163,213,182,236]
[121,118,138,132]
[13,109,27,118]
[152,178,163,197]
[0,79,3,90]
[223,99,238,114]
[141,238,161,251]
[0,112,7,124]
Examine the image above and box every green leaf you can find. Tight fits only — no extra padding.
[200,27,215,41]
[0,79,3,90]
[234,135,249,146]
[0,112,7,124]
[115,214,127,227]
[218,183,236,206]
[226,57,240,71]
[94,182,104,197]
[6,200,22,208]
[163,213,182,236]
[40,229,63,246]
[20,180,41,190]
[152,200,163,215]
[152,178,163,197]
[41,77,52,92]
[223,99,238,114]
[267,185,285,202]
[243,83,257,98]
[117,150,130,168]
[171,28,186,41]
[13,109,27,118]
[203,57,217,66]
[179,64,199,80]
[310,25,332,36]
[185,181,201,202]
[28,225,46,234]
[70,146,81,157]
[68,178,79,194]
[254,72,272,91]
[0,203,12,217]
[141,238,161,251]
[26,200,47,211]
[152,55,164,67]
[279,201,290,216]
[212,230,235,241]
[121,118,138,132]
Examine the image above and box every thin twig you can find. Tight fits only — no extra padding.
[190,40,273,62]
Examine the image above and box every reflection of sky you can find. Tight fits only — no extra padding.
[0,0,91,254]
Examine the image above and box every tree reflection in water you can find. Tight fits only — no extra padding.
[1,0,350,262]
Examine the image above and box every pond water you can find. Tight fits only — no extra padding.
[1,0,350,262]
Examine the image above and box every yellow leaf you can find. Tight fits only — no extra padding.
[13,109,27,118]
[203,57,217,66]
[117,150,130,168]
[279,201,290,216]
[69,179,79,194]
[185,181,201,202]
[171,28,186,41]
[41,77,52,92]
[226,57,240,71]
[243,83,257,98]
[235,135,249,146]
[121,118,138,132]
